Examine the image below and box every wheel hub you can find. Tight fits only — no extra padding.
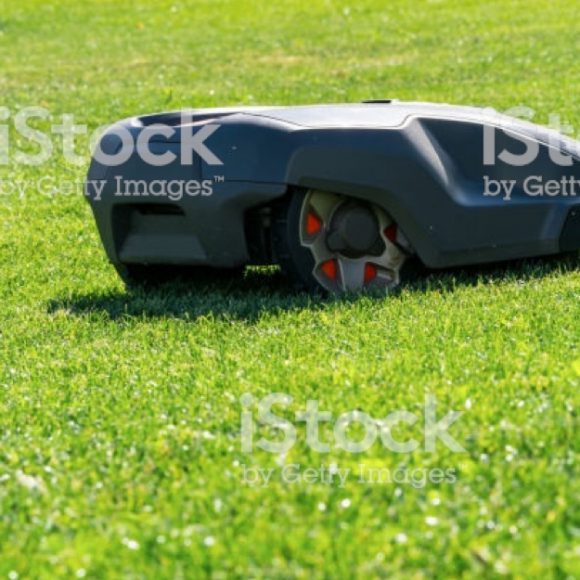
[326,202,384,259]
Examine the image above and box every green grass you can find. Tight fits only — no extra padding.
[0,0,579,577]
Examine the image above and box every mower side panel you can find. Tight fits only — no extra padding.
[86,103,580,272]
[86,121,288,269]
[280,118,580,267]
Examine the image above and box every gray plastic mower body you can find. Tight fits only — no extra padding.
[86,101,580,272]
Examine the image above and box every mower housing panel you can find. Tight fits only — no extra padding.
[86,101,580,271]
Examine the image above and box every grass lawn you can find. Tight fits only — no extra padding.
[0,0,579,577]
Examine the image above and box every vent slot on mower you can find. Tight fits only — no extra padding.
[113,204,206,265]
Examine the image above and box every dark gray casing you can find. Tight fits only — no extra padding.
[85,101,580,271]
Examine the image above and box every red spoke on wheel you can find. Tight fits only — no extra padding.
[305,210,323,236]
[364,263,377,283]
[384,224,398,243]
[321,259,338,280]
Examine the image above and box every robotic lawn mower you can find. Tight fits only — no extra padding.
[86,101,580,293]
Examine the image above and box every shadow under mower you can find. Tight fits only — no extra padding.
[86,101,580,294]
